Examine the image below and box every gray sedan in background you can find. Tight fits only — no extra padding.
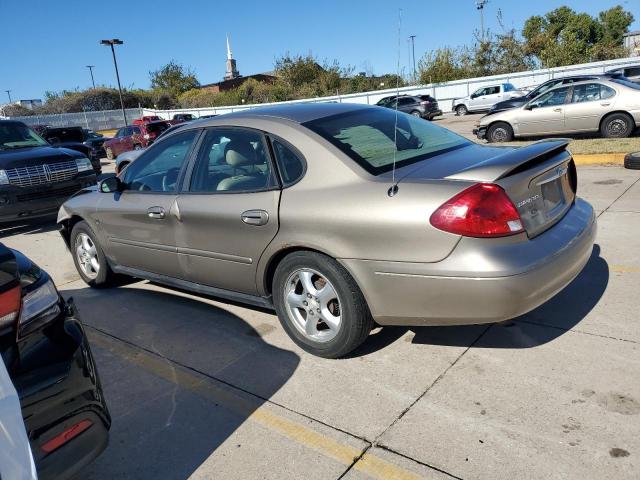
[58,103,595,358]
[475,78,640,142]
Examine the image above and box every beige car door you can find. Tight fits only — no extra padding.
[517,86,570,136]
[563,83,617,133]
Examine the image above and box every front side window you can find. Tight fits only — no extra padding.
[304,108,470,175]
[528,87,569,108]
[398,97,415,106]
[122,129,198,192]
[472,88,486,97]
[189,128,275,193]
[486,86,500,95]
[0,123,49,151]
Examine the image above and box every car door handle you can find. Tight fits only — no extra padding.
[241,210,269,226]
[600,102,611,107]
[147,206,165,219]
[553,108,562,112]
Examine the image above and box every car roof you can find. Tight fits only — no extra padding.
[187,102,374,125]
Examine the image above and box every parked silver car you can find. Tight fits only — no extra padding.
[475,78,640,142]
[58,103,595,358]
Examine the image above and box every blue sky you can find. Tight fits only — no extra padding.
[2,0,638,100]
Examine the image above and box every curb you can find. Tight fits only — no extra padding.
[572,153,626,165]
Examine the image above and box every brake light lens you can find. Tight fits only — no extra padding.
[420,100,430,105]
[430,183,524,237]
[0,285,21,329]
[41,419,93,454]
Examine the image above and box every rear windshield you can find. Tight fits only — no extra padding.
[611,78,640,90]
[0,123,49,151]
[146,122,170,133]
[503,83,517,91]
[304,108,470,175]
[419,95,435,101]
[43,128,84,143]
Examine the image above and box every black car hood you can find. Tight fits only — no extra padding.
[0,146,83,169]
[491,97,528,112]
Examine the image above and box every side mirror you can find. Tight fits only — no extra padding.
[99,176,123,193]
[524,104,534,111]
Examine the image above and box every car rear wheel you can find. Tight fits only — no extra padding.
[71,221,115,287]
[410,110,422,117]
[105,147,115,161]
[273,251,373,358]
[455,104,468,116]
[601,113,634,139]
[624,152,640,170]
[487,122,514,143]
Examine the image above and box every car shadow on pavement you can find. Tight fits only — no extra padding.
[63,285,300,479]
[0,217,59,237]
[352,244,608,354]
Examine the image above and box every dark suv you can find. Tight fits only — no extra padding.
[0,121,97,223]
[1,243,110,479]
[489,74,625,113]
[376,94,442,120]
[38,126,102,174]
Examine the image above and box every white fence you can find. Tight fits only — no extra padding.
[7,56,639,129]
[9,108,143,131]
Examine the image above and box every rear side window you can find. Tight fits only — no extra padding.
[272,139,305,186]
[398,97,415,106]
[571,83,614,103]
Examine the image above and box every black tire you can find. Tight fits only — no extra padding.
[70,221,116,287]
[410,110,422,117]
[487,122,514,143]
[600,112,634,139]
[273,251,373,358]
[455,104,468,116]
[624,152,640,170]
[105,147,115,161]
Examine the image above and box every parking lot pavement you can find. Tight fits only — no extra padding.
[432,113,482,140]
[1,164,639,479]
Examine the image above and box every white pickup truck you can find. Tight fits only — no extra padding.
[452,83,524,115]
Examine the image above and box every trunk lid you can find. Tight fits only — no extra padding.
[394,139,576,237]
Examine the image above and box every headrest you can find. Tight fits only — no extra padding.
[225,140,258,167]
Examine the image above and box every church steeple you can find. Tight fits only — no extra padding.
[224,34,240,80]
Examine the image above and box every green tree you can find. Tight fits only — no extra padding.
[149,60,200,99]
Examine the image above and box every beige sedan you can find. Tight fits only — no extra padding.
[474,78,640,142]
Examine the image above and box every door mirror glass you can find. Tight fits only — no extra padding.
[100,176,122,193]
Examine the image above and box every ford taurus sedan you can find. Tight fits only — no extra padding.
[58,103,596,358]
[475,78,640,142]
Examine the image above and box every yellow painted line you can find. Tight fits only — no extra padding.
[611,264,640,273]
[88,330,424,480]
[572,153,625,165]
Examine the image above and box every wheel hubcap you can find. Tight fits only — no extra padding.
[284,268,341,343]
[493,127,508,142]
[75,233,100,279]
[608,119,627,137]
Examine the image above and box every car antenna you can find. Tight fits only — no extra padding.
[388,8,402,198]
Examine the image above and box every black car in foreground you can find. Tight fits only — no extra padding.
[489,73,625,113]
[0,243,110,479]
[0,121,97,223]
[376,94,443,120]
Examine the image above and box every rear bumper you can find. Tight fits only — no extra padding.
[0,175,96,223]
[342,198,596,326]
[14,299,110,480]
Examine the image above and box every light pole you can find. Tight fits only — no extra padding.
[100,39,127,126]
[408,35,417,82]
[476,0,489,41]
[5,90,12,103]
[86,65,96,89]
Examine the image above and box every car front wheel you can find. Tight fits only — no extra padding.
[455,104,468,116]
[273,251,373,358]
[70,221,115,287]
[487,122,514,142]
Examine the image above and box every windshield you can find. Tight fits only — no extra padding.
[0,123,49,151]
[304,108,470,175]
[146,122,170,134]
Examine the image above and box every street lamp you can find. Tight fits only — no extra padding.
[100,39,127,126]
[86,65,96,89]
[4,90,11,103]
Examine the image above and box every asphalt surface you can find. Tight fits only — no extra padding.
[1,142,639,479]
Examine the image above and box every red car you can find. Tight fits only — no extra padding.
[132,115,162,125]
[103,121,170,159]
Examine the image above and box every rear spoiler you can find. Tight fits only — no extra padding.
[446,139,571,182]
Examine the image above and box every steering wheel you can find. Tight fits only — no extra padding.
[162,167,180,192]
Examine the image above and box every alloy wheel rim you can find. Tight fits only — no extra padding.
[75,233,100,279]
[284,268,342,343]
[608,119,627,137]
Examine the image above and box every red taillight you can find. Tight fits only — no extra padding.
[41,419,93,454]
[420,100,430,105]
[430,183,524,237]
[0,285,21,326]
